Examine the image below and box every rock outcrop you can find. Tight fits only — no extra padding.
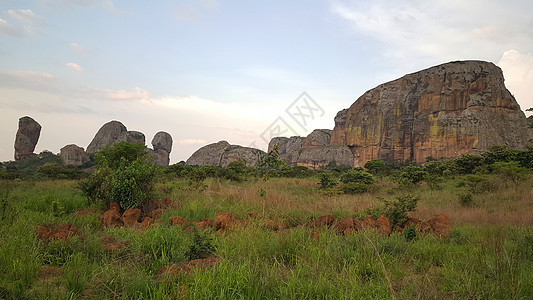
[150,132,173,166]
[267,130,353,169]
[14,116,41,160]
[331,60,533,166]
[86,121,127,155]
[59,144,90,167]
[186,141,264,167]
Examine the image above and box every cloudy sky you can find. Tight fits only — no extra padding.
[1,0,532,164]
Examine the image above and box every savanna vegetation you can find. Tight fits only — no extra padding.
[0,142,532,299]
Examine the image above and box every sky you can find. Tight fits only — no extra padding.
[1,0,533,164]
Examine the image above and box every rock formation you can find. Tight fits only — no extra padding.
[186,141,265,167]
[150,132,173,166]
[331,60,533,166]
[86,121,127,155]
[59,144,90,167]
[268,131,354,169]
[14,116,41,160]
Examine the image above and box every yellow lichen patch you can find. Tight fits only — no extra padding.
[428,114,442,139]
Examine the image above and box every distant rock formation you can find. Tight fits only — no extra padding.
[331,60,533,166]
[14,116,42,160]
[60,144,90,167]
[186,141,265,167]
[268,130,353,169]
[86,121,127,155]
[150,132,173,166]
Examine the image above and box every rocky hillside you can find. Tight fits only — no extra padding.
[330,60,533,166]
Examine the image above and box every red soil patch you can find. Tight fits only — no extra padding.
[157,257,219,277]
[37,224,81,241]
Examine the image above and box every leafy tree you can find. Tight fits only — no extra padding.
[364,159,387,175]
[492,161,528,188]
[397,165,428,185]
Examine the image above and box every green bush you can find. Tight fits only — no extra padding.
[404,225,417,241]
[465,174,491,194]
[78,142,157,209]
[185,228,216,260]
[317,172,338,190]
[381,194,420,227]
[340,168,375,185]
[458,192,474,207]
[397,165,428,186]
[364,159,387,175]
[491,161,528,186]
[341,182,371,194]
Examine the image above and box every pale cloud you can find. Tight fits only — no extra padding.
[38,0,116,10]
[7,9,44,24]
[330,0,533,66]
[66,62,83,71]
[177,139,208,145]
[0,71,56,90]
[197,0,219,9]
[105,87,150,100]
[0,9,44,37]
[70,43,90,53]
[498,50,533,113]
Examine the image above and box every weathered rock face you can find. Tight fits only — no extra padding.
[186,141,265,167]
[331,60,533,166]
[267,130,353,169]
[268,136,304,166]
[302,129,331,149]
[117,131,145,145]
[14,116,41,160]
[148,149,170,166]
[60,144,90,167]
[298,146,354,169]
[86,121,127,154]
[152,132,173,153]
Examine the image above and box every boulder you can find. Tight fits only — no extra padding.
[59,144,90,167]
[14,116,41,160]
[186,141,230,166]
[86,121,127,154]
[331,60,533,166]
[376,214,391,235]
[308,215,336,228]
[219,145,264,167]
[117,131,145,144]
[186,141,265,167]
[152,131,173,153]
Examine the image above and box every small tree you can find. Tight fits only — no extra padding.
[364,159,387,175]
[492,161,528,188]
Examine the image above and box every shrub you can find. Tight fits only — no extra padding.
[404,225,417,241]
[317,172,338,190]
[458,192,474,207]
[185,228,216,260]
[340,168,375,185]
[465,174,491,194]
[381,194,420,227]
[397,165,428,186]
[341,182,371,194]
[38,163,83,180]
[78,142,157,209]
[491,161,528,187]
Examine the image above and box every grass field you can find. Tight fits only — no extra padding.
[0,174,532,299]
